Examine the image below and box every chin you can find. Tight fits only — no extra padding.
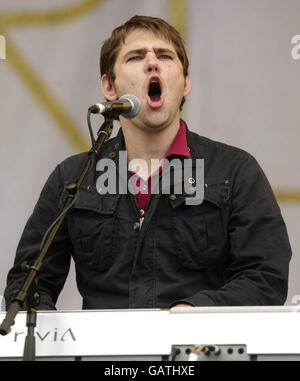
[144,120,168,131]
[142,111,171,130]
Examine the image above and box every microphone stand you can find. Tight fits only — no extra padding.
[22,271,40,361]
[0,114,114,361]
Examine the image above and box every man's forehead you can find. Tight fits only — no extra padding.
[120,29,176,53]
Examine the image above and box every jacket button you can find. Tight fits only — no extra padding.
[170,194,176,200]
[133,222,140,231]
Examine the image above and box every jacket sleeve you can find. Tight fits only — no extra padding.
[173,155,292,307]
[4,164,72,310]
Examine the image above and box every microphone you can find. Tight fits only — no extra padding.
[88,94,140,119]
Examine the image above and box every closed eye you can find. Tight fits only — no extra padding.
[127,56,143,62]
[159,54,172,60]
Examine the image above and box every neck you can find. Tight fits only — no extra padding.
[121,117,181,179]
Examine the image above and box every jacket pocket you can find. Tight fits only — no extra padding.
[171,181,229,269]
[68,190,118,272]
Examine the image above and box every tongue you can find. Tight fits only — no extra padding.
[147,93,164,109]
[150,93,161,102]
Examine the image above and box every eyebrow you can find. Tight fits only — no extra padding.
[124,48,176,60]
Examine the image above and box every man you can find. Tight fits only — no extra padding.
[4,15,292,310]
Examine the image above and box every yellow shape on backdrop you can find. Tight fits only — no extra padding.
[0,0,106,27]
[0,0,107,151]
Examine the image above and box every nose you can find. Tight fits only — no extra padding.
[145,52,159,73]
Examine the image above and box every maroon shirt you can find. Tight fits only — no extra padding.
[130,120,190,216]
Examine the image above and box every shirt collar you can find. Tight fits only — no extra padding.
[165,119,190,159]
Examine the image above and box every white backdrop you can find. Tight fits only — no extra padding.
[0,0,299,310]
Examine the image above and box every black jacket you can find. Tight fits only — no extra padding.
[4,125,292,309]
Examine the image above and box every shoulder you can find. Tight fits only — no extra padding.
[186,129,265,188]
[187,129,252,162]
[57,134,119,175]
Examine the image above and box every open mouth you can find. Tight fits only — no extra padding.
[148,80,161,101]
[147,78,164,108]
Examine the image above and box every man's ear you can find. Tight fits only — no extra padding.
[183,71,191,97]
[101,74,118,101]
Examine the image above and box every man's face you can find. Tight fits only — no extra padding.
[102,29,190,131]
